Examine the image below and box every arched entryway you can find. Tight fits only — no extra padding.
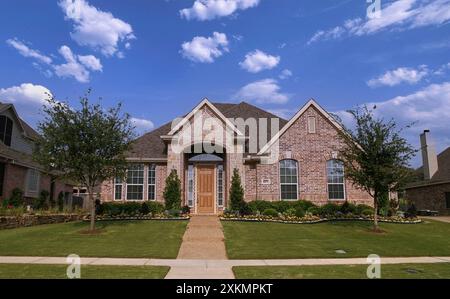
[184,144,226,215]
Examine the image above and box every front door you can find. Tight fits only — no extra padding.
[197,165,215,214]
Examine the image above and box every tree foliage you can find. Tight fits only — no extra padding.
[164,170,182,211]
[229,168,245,211]
[33,91,135,230]
[336,106,417,230]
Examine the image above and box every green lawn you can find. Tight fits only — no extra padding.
[222,220,450,259]
[0,264,169,279]
[233,263,450,279]
[0,220,187,258]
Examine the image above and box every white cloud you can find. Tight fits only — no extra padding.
[267,108,294,120]
[78,54,103,71]
[336,82,450,166]
[0,83,52,125]
[181,32,229,63]
[53,45,99,83]
[279,69,293,80]
[131,117,155,134]
[180,0,260,21]
[367,65,429,87]
[234,79,290,104]
[6,38,52,64]
[58,0,135,57]
[308,0,450,44]
[239,50,280,73]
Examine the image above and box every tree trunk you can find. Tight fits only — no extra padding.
[373,192,379,231]
[88,187,95,231]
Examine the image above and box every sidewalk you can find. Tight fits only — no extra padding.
[421,216,450,223]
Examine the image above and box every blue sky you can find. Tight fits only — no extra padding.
[1,0,450,166]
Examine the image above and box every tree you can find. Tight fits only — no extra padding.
[336,106,416,231]
[164,170,181,211]
[229,168,244,211]
[34,92,134,231]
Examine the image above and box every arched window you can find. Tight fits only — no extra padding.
[327,160,345,200]
[280,160,298,201]
[148,164,156,201]
[0,116,13,147]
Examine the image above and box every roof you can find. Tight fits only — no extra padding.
[0,142,43,170]
[0,102,40,140]
[126,101,288,160]
[407,147,450,189]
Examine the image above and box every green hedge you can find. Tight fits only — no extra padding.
[100,202,165,217]
[248,200,317,214]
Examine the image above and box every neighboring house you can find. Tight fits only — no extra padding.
[0,102,73,204]
[99,99,372,214]
[405,130,450,215]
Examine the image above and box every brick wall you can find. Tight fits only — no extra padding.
[406,183,450,215]
[244,105,372,206]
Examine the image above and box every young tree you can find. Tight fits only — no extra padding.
[336,106,416,231]
[229,168,244,211]
[34,92,135,231]
[163,170,181,210]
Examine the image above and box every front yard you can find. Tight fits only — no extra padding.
[0,264,169,279]
[233,263,450,279]
[0,220,187,259]
[222,220,450,259]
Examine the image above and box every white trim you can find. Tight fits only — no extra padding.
[217,164,224,208]
[125,164,145,201]
[147,164,157,201]
[326,159,347,201]
[113,177,123,201]
[258,99,346,155]
[279,159,299,201]
[167,98,244,137]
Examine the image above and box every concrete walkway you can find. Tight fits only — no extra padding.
[165,215,234,279]
[421,216,450,223]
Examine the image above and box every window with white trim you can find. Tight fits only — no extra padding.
[126,164,144,201]
[187,165,194,207]
[148,164,156,201]
[327,160,345,200]
[26,168,40,195]
[308,116,316,134]
[114,177,123,201]
[280,160,298,200]
[217,165,224,207]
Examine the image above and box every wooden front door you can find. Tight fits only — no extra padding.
[197,165,215,214]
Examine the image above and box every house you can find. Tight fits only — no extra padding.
[99,98,372,214]
[0,102,73,205]
[405,130,450,215]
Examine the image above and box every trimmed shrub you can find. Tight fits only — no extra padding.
[148,202,165,215]
[140,202,150,215]
[340,201,357,214]
[284,208,296,217]
[307,206,321,216]
[318,203,341,216]
[181,205,191,215]
[168,209,180,217]
[262,208,279,217]
[164,170,181,211]
[295,206,305,218]
[355,204,374,215]
[33,190,49,210]
[229,169,245,211]
[239,201,252,216]
[7,188,25,208]
[102,202,142,217]
[272,201,293,213]
[248,200,273,214]
[361,209,374,216]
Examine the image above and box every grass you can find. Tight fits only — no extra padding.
[222,220,450,259]
[0,220,187,258]
[0,264,169,279]
[233,263,450,279]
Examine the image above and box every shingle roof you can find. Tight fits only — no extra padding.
[0,102,40,140]
[127,101,288,159]
[407,147,450,188]
[0,142,42,170]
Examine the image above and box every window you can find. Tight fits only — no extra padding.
[0,116,13,146]
[217,165,224,207]
[327,160,345,200]
[148,164,156,201]
[446,193,450,209]
[308,116,316,134]
[0,163,5,197]
[187,165,194,207]
[280,160,298,200]
[26,169,40,195]
[114,177,123,201]
[126,164,144,201]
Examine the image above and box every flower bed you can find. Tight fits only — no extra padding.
[220,214,422,225]
[85,214,190,222]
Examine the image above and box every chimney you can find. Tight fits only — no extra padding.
[420,130,438,180]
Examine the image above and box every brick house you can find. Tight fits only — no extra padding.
[405,130,450,215]
[99,98,372,214]
[0,102,73,205]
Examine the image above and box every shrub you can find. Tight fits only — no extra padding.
[102,202,142,217]
[295,200,317,211]
[148,202,165,215]
[181,205,191,215]
[164,170,181,211]
[318,203,341,216]
[361,209,374,216]
[238,201,252,216]
[340,201,357,214]
[33,190,50,210]
[168,209,180,218]
[355,204,374,215]
[7,188,24,208]
[307,206,321,216]
[262,208,279,217]
[229,169,245,211]
[405,203,417,218]
[95,199,103,215]
[248,200,273,214]
[284,208,296,217]
[57,192,65,212]
[295,206,305,218]
[140,202,150,215]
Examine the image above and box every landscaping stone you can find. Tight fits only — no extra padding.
[0,214,82,230]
